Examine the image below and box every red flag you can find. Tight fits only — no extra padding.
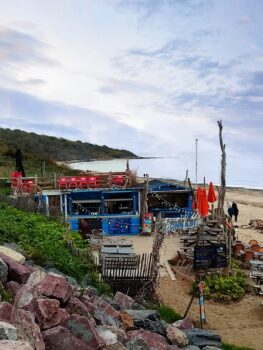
[207,182,217,203]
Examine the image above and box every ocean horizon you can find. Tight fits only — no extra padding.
[69,158,263,190]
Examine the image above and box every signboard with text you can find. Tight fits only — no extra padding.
[194,244,227,270]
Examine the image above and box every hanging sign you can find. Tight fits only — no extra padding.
[143,213,153,233]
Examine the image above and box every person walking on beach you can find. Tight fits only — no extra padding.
[232,202,239,222]
[227,202,233,220]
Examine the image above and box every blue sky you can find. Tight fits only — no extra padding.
[0,0,263,185]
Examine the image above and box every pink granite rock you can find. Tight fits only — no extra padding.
[172,317,194,330]
[11,309,45,350]
[0,302,13,324]
[80,295,96,315]
[14,285,37,314]
[166,325,188,347]
[42,326,88,350]
[34,273,72,304]
[6,281,22,297]
[0,340,34,350]
[114,292,134,309]
[34,298,69,330]
[65,296,93,319]
[0,253,33,284]
[127,329,169,350]
[92,296,120,318]
[62,314,105,349]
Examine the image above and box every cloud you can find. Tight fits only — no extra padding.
[110,0,214,18]
[239,16,252,24]
[0,26,58,67]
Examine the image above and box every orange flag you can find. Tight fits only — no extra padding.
[207,182,217,203]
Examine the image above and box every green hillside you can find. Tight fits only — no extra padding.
[0,128,137,161]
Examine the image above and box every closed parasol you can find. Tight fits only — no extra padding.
[208,182,217,203]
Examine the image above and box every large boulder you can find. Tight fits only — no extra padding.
[14,285,37,313]
[172,317,194,330]
[184,329,222,348]
[166,325,188,347]
[6,281,22,298]
[80,295,96,315]
[127,329,169,350]
[34,273,72,304]
[42,326,88,350]
[0,247,25,264]
[26,270,47,289]
[183,346,201,350]
[62,314,105,349]
[34,298,69,330]
[114,292,134,309]
[94,309,121,328]
[0,340,34,349]
[0,259,8,284]
[65,296,93,319]
[133,318,166,337]
[11,309,45,350]
[0,254,33,284]
[124,309,160,322]
[0,321,18,341]
[0,302,13,324]
[92,296,121,318]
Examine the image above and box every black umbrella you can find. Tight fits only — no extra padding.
[16,148,25,177]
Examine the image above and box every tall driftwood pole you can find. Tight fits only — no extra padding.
[217,120,226,221]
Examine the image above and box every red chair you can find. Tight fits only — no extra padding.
[250,244,260,252]
[58,177,68,190]
[249,239,258,246]
[112,175,127,187]
[233,242,244,258]
[79,176,88,189]
[24,180,34,193]
[10,172,22,189]
[69,177,78,189]
[241,250,255,268]
[87,177,97,188]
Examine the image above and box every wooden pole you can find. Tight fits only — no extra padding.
[217,120,226,222]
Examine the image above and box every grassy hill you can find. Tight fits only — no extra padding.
[0,127,137,178]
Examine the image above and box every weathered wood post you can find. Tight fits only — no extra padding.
[217,120,226,223]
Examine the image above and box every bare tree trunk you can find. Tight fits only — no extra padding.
[217,120,226,221]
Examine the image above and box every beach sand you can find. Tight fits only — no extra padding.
[115,187,263,349]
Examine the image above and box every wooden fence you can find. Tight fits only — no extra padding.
[100,253,153,296]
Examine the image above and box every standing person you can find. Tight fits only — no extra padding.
[227,202,233,220]
[232,202,239,222]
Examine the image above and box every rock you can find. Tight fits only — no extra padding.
[166,346,180,350]
[125,338,149,350]
[133,318,166,337]
[183,346,200,350]
[0,321,18,340]
[35,273,72,304]
[0,259,8,284]
[96,326,127,343]
[42,326,88,350]
[0,254,33,284]
[114,292,134,309]
[80,295,96,315]
[11,309,45,350]
[34,298,69,330]
[0,340,34,349]
[65,296,93,319]
[94,309,121,327]
[46,268,79,287]
[102,294,122,311]
[0,302,13,323]
[127,329,169,350]
[119,311,134,330]
[202,347,222,350]
[6,281,22,297]
[104,343,128,350]
[92,296,121,318]
[132,303,145,310]
[26,270,47,289]
[0,247,25,264]
[166,325,188,347]
[14,286,37,313]
[184,329,222,348]
[62,314,105,349]
[124,309,160,322]
[173,317,194,330]
[96,328,118,346]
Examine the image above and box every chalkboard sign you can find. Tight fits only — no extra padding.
[194,244,227,270]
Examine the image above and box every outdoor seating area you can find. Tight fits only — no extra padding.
[58,174,128,190]
[233,239,263,268]
[10,172,35,194]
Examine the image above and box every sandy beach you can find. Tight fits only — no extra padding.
[115,187,263,350]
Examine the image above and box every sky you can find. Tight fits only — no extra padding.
[0,0,263,186]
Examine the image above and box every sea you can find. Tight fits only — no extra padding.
[69,158,263,190]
